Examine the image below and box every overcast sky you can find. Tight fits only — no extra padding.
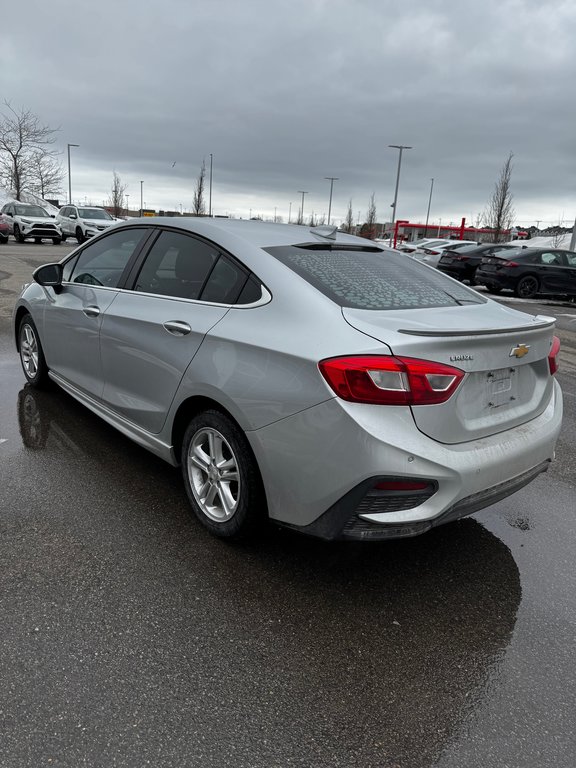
[2,0,575,227]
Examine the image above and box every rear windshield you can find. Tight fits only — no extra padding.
[265,246,487,310]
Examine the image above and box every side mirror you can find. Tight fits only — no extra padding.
[69,214,77,219]
[50,214,55,218]
[5,212,13,217]
[33,263,63,289]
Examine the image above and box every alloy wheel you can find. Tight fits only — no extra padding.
[187,427,241,522]
[20,323,39,379]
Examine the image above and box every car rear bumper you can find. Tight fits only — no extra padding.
[248,381,562,540]
[475,271,515,289]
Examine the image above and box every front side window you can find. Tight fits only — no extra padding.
[265,246,486,310]
[69,228,147,287]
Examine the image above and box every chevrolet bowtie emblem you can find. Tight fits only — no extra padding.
[510,344,530,359]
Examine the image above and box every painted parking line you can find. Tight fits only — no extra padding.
[0,439,7,444]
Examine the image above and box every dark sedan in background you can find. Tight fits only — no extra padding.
[437,243,518,283]
[475,247,576,298]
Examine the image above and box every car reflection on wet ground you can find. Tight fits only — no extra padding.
[4,383,524,767]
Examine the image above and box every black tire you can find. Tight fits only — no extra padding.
[0,235,8,244]
[52,237,61,245]
[34,238,42,244]
[18,314,49,388]
[76,227,85,244]
[61,234,67,242]
[14,224,25,243]
[486,284,502,295]
[515,275,539,299]
[181,409,266,539]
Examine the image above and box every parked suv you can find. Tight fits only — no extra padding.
[0,202,62,244]
[56,205,117,243]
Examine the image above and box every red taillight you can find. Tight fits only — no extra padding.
[424,248,440,255]
[455,255,469,261]
[548,336,560,375]
[502,261,519,267]
[319,356,465,406]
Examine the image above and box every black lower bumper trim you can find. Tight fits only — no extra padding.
[282,460,551,542]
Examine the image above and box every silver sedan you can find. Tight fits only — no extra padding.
[13,218,563,541]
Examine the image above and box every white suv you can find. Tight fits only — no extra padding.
[0,202,62,244]
[56,205,117,243]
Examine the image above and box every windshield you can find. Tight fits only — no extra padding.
[265,246,487,310]
[15,205,49,217]
[78,208,113,220]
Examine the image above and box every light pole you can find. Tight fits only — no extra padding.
[324,177,339,226]
[140,180,144,216]
[297,190,308,224]
[389,144,412,232]
[274,206,277,223]
[125,194,129,217]
[209,153,213,216]
[424,177,434,237]
[67,143,79,204]
[288,202,292,223]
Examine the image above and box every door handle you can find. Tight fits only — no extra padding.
[163,320,192,336]
[83,306,101,317]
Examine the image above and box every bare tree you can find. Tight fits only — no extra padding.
[550,216,566,248]
[484,153,515,242]
[107,171,127,218]
[192,159,206,216]
[341,199,354,233]
[0,102,59,200]
[360,193,377,240]
[308,212,316,227]
[30,151,64,199]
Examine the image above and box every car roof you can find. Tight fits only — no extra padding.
[118,217,377,250]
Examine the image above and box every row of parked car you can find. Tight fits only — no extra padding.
[0,202,117,245]
[400,237,576,300]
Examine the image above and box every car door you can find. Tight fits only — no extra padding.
[58,207,71,235]
[98,229,244,434]
[563,251,576,295]
[41,227,151,398]
[535,251,568,293]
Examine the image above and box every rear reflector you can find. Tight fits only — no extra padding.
[319,355,465,405]
[374,480,432,491]
[548,336,560,375]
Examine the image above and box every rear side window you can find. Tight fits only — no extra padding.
[200,255,248,304]
[134,231,219,299]
[265,246,486,309]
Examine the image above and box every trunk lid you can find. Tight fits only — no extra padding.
[343,303,556,444]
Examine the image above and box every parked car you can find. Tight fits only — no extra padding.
[475,247,576,298]
[418,240,478,268]
[0,219,9,244]
[437,243,518,283]
[397,238,452,254]
[14,219,562,542]
[56,205,117,243]
[0,202,61,244]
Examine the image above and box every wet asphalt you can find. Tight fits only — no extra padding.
[1,244,575,767]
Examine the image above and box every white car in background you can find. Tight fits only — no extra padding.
[0,202,62,244]
[56,205,117,243]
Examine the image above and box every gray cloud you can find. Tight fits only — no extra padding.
[2,0,575,226]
